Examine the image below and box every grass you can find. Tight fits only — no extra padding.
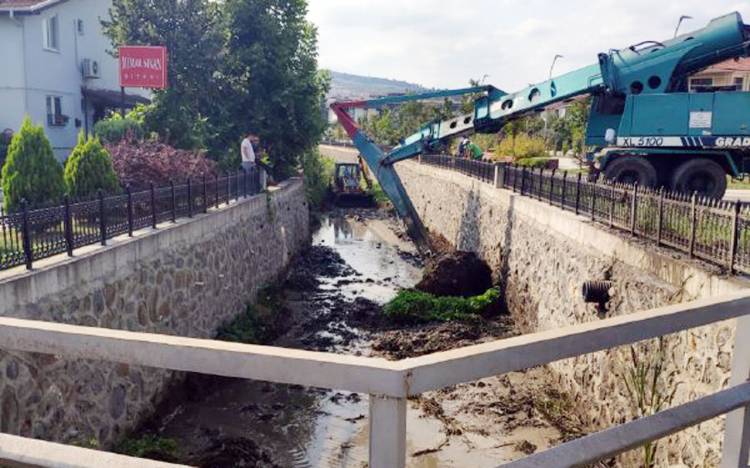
[215,286,284,344]
[369,182,390,206]
[115,435,179,461]
[384,288,500,323]
[728,176,750,190]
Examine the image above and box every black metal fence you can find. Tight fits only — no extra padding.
[420,155,750,275]
[0,168,263,271]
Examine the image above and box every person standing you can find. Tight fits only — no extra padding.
[240,133,257,172]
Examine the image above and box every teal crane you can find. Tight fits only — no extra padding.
[332,12,750,250]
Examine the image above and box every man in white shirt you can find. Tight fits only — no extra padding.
[241,133,257,172]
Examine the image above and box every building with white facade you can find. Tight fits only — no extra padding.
[0,0,149,160]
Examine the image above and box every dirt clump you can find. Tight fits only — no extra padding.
[284,245,357,290]
[373,316,514,360]
[194,437,279,468]
[416,251,492,297]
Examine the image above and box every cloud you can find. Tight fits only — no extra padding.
[308,1,750,90]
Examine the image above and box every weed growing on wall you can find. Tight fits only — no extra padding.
[115,435,179,461]
[623,338,679,467]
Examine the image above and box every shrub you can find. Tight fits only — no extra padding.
[94,116,144,144]
[384,288,500,323]
[301,148,334,207]
[2,116,65,211]
[64,132,120,198]
[106,137,218,190]
[496,133,547,159]
[515,157,556,169]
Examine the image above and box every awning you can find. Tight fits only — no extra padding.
[81,87,151,108]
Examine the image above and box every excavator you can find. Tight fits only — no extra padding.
[331,12,750,252]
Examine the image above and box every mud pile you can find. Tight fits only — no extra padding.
[416,251,492,297]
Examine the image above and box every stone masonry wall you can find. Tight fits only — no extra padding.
[398,161,749,467]
[0,178,309,447]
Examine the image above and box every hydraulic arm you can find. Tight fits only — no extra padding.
[332,12,750,247]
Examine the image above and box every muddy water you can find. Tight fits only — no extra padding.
[151,212,564,467]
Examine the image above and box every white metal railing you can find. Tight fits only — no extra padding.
[1,291,750,467]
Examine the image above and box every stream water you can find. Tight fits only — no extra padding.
[143,211,564,467]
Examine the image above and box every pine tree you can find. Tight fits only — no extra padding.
[2,116,65,211]
[64,132,121,199]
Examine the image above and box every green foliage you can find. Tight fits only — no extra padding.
[115,435,179,461]
[64,132,120,198]
[496,133,547,160]
[2,116,65,211]
[623,338,679,468]
[514,157,555,168]
[103,0,330,178]
[384,288,500,323]
[369,182,390,206]
[216,287,285,344]
[301,148,334,208]
[93,116,144,144]
[361,98,456,147]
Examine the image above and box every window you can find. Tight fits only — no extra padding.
[46,96,66,127]
[735,77,745,91]
[689,77,713,92]
[43,15,59,51]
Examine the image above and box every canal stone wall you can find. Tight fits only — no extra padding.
[0,178,309,446]
[397,160,749,467]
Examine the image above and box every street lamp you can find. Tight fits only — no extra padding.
[549,54,564,80]
[674,15,693,38]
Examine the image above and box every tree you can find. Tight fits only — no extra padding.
[220,0,329,179]
[2,117,65,211]
[64,132,120,198]
[102,0,223,150]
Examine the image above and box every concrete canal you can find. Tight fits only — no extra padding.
[128,209,572,467]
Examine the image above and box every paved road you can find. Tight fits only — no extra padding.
[319,144,358,164]
[724,189,750,203]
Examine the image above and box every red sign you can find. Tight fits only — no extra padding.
[119,46,168,89]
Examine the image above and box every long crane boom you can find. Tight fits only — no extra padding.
[332,12,750,248]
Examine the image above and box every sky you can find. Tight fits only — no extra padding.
[307,0,750,91]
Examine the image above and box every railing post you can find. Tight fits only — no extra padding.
[150,183,157,229]
[369,395,406,468]
[493,165,501,189]
[243,169,248,197]
[630,183,638,235]
[608,183,615,228]
[98,189,106,246]
[502,163,508,188]
[575,172,582,215]
[126,185,133,237]
[226,173,231,205]
[170,180,177,223]
[729,200,741,274]
[656,187,664,246]
[21,200,32,270]
[187,177,193,218]
[520,166,527,195]
[561,171,567,209]
[549,169,556,205]
[215,175,220,208]
[591,182,597,221]
[63,195,73,256]
[537,168,543,201]
[721,316,750,468]
[689,191,697,257]
[511,165,518,193]
[203,174,208,214]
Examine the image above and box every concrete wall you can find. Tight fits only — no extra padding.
[0,179,309,446]
[397,161,749,467]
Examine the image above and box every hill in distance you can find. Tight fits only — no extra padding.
[327,70,427,100]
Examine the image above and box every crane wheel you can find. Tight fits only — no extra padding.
[669,158,727,199]
[603,156,658,187]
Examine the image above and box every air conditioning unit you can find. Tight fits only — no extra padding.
[81,59,100,79]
